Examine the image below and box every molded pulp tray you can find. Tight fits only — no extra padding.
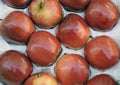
[0,0,120,85]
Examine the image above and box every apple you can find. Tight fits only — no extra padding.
[0,50,33,85]
[84,35,119,69]
[26,31,61,66]
[24,72,58,85]
[86,74,116,85]
[56,13,90,50]
[1,11,35,44]
[85,0,119,31]
[55,54,90,85]
[2,0,32,8]
[59,0,91,11]
[29,0,63,29]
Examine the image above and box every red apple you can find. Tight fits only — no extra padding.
[59,0,91,11]
[85,0,119,31]
[55,54,90,85]
[26,31,61,66]
[84,35,119,69]
[2,0,32,8]
[56,13,90,50]
[24,72,58,85]
[29,0,63,29]
[86,74,116,85]
[1,11,35,44]
[0,50,33,85]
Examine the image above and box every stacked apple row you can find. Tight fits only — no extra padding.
[0,0,120,85]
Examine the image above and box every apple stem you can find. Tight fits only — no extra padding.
[39,2,44,9]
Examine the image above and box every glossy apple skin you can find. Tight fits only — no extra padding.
[2,0,32,8]
[84,36,119,69]
[60,0,91,11]
[56,13,90,50]
[55,54,90,85]
[86,74,116,85]
[24,72,58,85]
[1,11,35,43]
[29,0,63,29]
[85,0,119,31]
[26,31,61,66]
[0,50,33,85]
